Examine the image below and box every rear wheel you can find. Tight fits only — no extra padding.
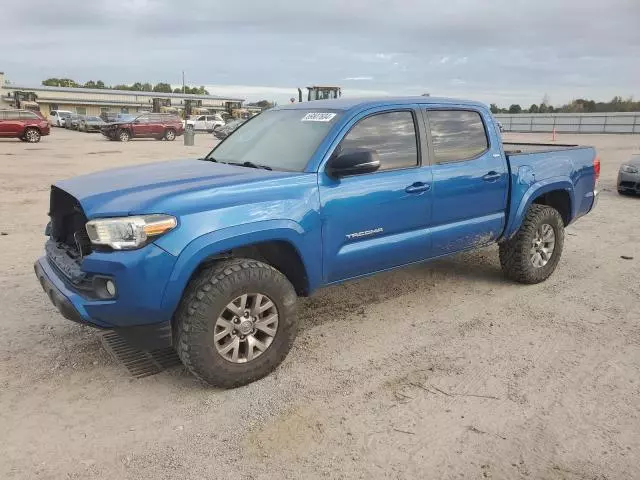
[24,128,41,143]
[499,204,565,284]
[118,129,130,142]
[174,258,298,388]
[164,128,176,141]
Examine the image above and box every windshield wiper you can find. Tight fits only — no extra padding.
[227,161,272,171]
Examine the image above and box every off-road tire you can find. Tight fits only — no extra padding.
[499,204,565,284]
[174,258,298,388]
[164,128,176,141]
[23,128,41,143]
[118,129,130,142]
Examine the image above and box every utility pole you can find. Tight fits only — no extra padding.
[182,71,185,94]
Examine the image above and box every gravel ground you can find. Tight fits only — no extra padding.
[0,128,639,479]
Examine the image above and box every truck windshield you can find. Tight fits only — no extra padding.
[206,109,342,171]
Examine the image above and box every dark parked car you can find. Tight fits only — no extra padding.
[618,156,640,195]
[79,116,107,132]
[213,119,245,140]
[101,113,184,142]
[0,109,50,142]
[65,113,82,130]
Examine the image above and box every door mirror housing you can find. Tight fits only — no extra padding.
[326,148,381,178]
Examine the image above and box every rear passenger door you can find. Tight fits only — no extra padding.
[0,110,22,137]
[423,108,508,256]
[319,108,433,282]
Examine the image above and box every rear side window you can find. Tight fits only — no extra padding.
[339,111,418,171]
[427,110,489,163]
[4,111,21,120]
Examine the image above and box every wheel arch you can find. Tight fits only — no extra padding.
[503,179,575,240]
[161,221,317,317]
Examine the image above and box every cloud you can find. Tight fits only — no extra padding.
[1,0,639,106]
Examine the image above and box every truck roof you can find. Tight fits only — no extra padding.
[275,96,487,112]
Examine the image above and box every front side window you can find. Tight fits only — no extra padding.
[427,110,489,163]
[209,109,342,171]
[136,115,150,123]
[338,111,418,171]
[19,111,40,120]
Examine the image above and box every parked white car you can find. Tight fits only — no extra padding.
[49,110,73,127]
[184,114,225,132]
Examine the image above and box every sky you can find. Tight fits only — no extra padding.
[3,0,639,107]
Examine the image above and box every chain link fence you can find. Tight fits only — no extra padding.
[495,112,640,134]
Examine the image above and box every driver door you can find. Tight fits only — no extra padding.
[132,115,151,137]
[318,108,433,283]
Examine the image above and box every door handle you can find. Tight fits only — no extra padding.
[405,182,431,193]
[482,171,501,182]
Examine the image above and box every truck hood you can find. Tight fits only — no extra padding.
[55,159,299,217]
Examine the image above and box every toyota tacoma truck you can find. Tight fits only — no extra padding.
[34,97,600,387]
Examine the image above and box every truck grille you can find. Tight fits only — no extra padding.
[49,186,93,257]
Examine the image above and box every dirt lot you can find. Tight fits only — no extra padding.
[0,128,639,479]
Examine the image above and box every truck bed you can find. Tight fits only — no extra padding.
[502,142,582,155]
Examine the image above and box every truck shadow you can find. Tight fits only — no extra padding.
[298,247,507,332]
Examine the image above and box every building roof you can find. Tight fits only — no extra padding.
[3,83,244,102]
[275,96,486,111]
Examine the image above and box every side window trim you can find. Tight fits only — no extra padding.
[330,108,423,175]
[424,107,491,165]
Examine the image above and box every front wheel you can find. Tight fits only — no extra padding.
[164,128,176,141]
[499,204,565,284]
[23,128,41,143]
[118,129,130,142]
[174,258,298,388]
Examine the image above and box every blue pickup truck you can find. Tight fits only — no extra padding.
[34,97,600,387]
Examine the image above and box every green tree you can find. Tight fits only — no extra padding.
[153,82,173,93]
[508,104,522,114]
[113,84,131,91]
[141,83,153,92]
[96,80,106,89]
[529,104,539,113]
[489,103,499,114]
[248,100,274,109]
[84,80,97,89]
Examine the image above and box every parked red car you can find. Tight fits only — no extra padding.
[0,109,50,143]
[101,113,184,142]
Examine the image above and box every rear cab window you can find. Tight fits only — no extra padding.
[425,110,489,163]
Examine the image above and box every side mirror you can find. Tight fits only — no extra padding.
[326,148,381,178]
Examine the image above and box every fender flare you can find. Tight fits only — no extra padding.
[160,219,314,314]
[503,177,575,240]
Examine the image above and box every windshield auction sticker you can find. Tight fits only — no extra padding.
[301,112,337,122]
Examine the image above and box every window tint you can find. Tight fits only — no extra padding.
[20,111,40,120]
[4,111,21,120]
[51,111,58,116]
[339,111,418,171]
[136,115,150,123]
[427,110,488,163]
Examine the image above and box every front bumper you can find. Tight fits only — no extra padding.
[34,243,178,349]
[617,171,640,193]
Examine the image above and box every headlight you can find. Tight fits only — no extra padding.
[620,164,639,174]
[85,214,177,250]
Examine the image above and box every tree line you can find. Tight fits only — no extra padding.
[41,78,210,95]
[491,96,640,115]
